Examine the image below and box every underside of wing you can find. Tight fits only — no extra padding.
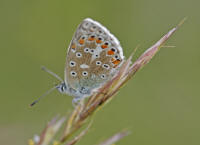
[65,18,124,97]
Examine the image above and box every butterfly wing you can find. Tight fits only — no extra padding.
[65,18,124,98]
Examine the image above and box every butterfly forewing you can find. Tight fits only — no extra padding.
[65,18,124,97]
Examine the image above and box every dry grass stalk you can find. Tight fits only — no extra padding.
[98,130,130,145]
[29,19,185,145]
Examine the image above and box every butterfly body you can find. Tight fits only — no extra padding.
[59,18,124,103]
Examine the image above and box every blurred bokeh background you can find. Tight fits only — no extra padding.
[0,0,199,145]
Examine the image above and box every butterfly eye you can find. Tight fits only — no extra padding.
[70,71,77,77]
[84,48,90,53]
[82,71,88,76]
[60,85,65,92]
[76,52,82,58]
[102,64,110,70]
[96,61,102,66]
[100,74,106,79]
[69,61,76,67]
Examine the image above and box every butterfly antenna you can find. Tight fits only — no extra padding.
[30,85,59,107]
[41,66,63,82]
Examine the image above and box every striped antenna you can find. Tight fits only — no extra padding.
[30,85,59,107]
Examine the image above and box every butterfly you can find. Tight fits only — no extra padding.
[31,18,124,106]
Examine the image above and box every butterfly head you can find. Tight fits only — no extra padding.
[56,82,67,94]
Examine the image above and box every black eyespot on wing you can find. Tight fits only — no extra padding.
[111,48,116,52]
[96,61,102,65]
[70,71,77,77]
[76,52,82,57]
[69,61,76,67]
[100,74,106,79]
[82,71,88,76]
[105,42,109,45]
[84,48,90,53]
[103,64,110,69]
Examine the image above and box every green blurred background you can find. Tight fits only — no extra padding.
[0,0,199,145]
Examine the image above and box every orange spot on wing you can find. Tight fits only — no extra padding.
[96,39,102,43]
[113,59,121,68]
[107,50,115,55]
[79,39,85,45]
[101,44,108,49]
[88,37,95,41]
[112,59,121,65]
[71,44,76,49]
